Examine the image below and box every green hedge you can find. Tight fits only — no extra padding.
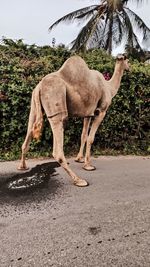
[0,39,150,160]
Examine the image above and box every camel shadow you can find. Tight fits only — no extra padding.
[0,162,62,205]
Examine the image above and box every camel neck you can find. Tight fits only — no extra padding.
[109,63,124,98]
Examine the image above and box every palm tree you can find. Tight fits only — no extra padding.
[49,0,150,54]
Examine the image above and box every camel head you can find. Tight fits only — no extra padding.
[116,54,130,71]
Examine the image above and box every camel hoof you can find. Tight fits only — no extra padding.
[74,179,89,187]
[83,165,96,171]
[74,158,84,163]
[17,166,29,171]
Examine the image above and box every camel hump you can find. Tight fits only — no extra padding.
[40,75,68,119]
[58,55,90,85]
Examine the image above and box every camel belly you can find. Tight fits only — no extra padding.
[66,90,98,117]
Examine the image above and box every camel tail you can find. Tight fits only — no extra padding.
[32,83,43,140]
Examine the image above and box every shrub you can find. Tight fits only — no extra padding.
[0,39,149,160]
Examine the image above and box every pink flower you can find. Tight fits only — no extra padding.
[103,72,111,80]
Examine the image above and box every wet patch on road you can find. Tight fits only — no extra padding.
[0,162,63,207]
[88,226,102,235]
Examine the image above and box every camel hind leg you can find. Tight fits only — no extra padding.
[49,115,88,187]
[40,79,88,186]
[18,93,36,170]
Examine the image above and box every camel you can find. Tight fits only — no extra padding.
[18,54,130,187]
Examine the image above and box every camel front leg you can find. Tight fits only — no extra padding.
[75,117,91,163]
[49,117,88,187]
[83,111,106,171]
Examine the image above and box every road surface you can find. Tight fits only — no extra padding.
[0,156,150,267]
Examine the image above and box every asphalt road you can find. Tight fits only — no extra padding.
[0,156,150,267]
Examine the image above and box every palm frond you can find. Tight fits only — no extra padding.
[125,7,150,45]
[112,13,124,46]
[75,6,98,19]
[92,11,114,52]
[97,11,110,47]
[75,6,100,27]
[105,14,114,53]
[95,9,124,51]
[122,0,146,5]
[71,12,102,51]
[126,0,146,4]
[121,9,143,50]
[49,5,98,31]
[87,18,106,49]
[77,3,107,22]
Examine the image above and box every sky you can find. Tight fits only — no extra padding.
[0,0,150,53]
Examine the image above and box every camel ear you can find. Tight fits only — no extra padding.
[123,53,128,60]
